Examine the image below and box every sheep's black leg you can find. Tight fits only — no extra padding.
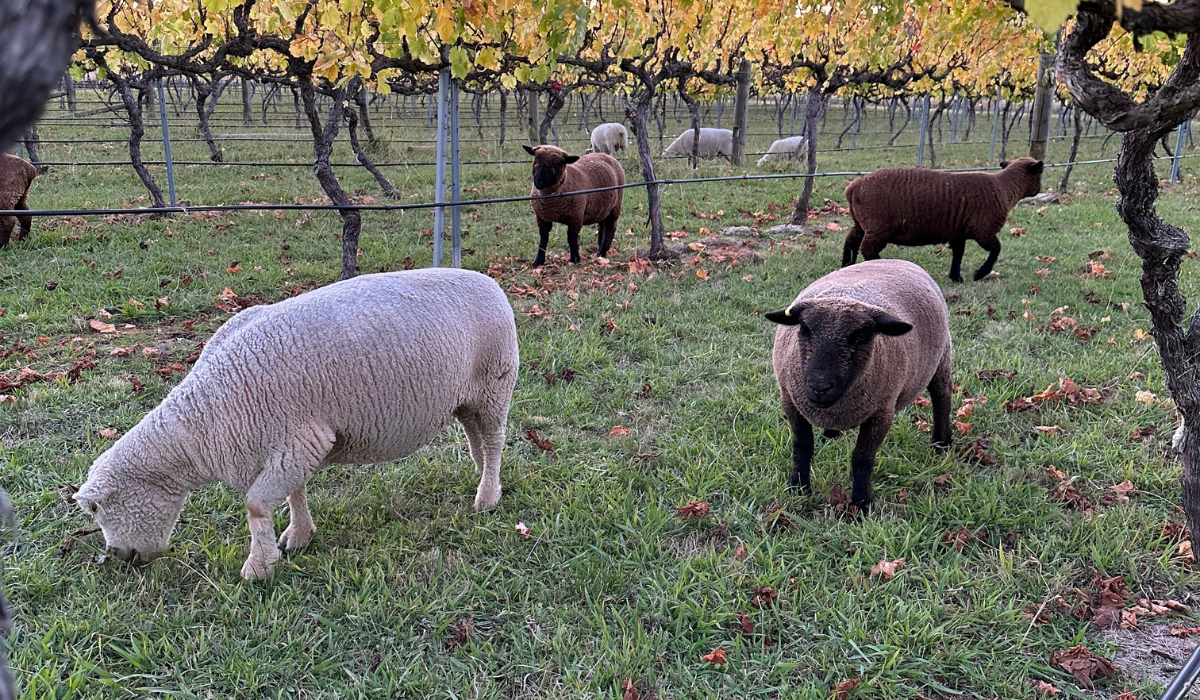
[973,237,1001,281]
[566,225,582,264]
[948,240,966,283]
[15,195,30,242]
[782,399,813,491]
[928,349,953,451]
[0,216,13,248]
[850,414,892,513]
[533,219,553,267]
[841,223,864,267]
[597,215,617,258]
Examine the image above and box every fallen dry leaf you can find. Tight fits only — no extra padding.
[832,678,861,700]
[1171,626,1200,637]
[1032,680,1062,696]
[622,678,640,700]
[1136,390,1157,405]
[700,648,728,666]
[609,425,631,437]
[98,428,118,439]
[696,269,710,281]
[736,611,755,634]
[1134,328,1150,341]
[943,526,976,552]
[514,522,531,538]
[1034,425,1062,437]
[445,617,473,653]
[676,501,711,518]
[89,319,116,334]
[1049,645,1117,688]
[870,557,905,580]
[524,429,552,452]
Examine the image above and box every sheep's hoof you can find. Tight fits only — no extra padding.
[241,551,279,580]
[932,439,951,453]
[278,524,315,551]
[474,484,502,512]
[948,274,963,283]
[972,269,990,281]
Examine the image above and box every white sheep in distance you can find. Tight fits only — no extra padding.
[588,122,628,154]
[74,269,519,580]
[757,135,808,167]
[661,127,733,159]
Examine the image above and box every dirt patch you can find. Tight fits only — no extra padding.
[1102,622,1197,692]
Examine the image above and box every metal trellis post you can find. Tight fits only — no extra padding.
[433,65,449,267]
[450,78,462,268]
[157,79,177,207]
[917,95,930,167]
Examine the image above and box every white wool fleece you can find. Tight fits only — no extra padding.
[75,268,519,579]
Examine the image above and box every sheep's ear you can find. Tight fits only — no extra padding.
[522,144,537,156]
[765,307,802,325]
[999,160,1010,169]
[565,155,580,164]
[1031,160,1045,175]
[872,312,913,337]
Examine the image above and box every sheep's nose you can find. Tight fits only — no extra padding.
[810,377,835,394]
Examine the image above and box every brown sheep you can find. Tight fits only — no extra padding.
[766,259,953,512]
[523,144,624,267]
[0,154,36,247]
[841,158,1044,282]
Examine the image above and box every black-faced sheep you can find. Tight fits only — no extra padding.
[766,259,952,512]
[523,144,624,267]
[588,123,627,155]
[757,135,807,167]
[0,154,36,247]
[74,269,519,579]
[662,128,733,159]
[841,158,1044,282]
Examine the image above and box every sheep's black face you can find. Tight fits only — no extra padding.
[766,301,913,409]
[523,144,579,191]
[1003,157,1044,197]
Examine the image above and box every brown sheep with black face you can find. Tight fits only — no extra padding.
[841,157,1044,282]
[766,259,953,512]
[523,144,624,267]
[0,154,36,247]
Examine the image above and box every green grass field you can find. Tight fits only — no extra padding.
[3,91,1200,698]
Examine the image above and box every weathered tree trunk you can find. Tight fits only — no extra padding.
[678,79,701,169]
[292,87,303,130]
[194,77,226,162]
[241,78,253,125]
[113,76,167,208]
[625,94,672,260]
[887,98,912,146]
[354,84,375,142]
[346,105,397,199]
[300,80,360,280]
[499,88,507,145]
[1058,107,1084,191]
[539,89,566,143]
[790,86,825,225]
[21,125,42,172]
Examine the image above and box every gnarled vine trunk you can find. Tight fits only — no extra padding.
[790,86,826,225]
[625,95,670,260]
[299,80,360,281]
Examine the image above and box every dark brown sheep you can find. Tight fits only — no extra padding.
[523,144,624,267]
[767,259,953,512]
[0,154,36,247]
[841,157,1044,282]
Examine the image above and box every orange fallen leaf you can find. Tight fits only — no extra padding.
[128,298,145,309]
[621,678,640,700]
[700,648,728,665]
[1032,680,1062,696]
[89,319,116,334]
[832,678,861,700]
[109,347,133,357]
[870,557,905,580]
[676,501,711,518]
[1134,328,1150,340]
[696,269,710,281]
[1035,425,1062,437]
[610,425,631,437]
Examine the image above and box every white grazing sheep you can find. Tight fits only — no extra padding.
[589,122,628,154]
[662,128,733,159]
[756,135,807,167]
[74,269,519,580]
[766,259,952,512]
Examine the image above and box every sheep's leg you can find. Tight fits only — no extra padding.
[841,223,865,267]
[597,215,618,258]
[0,216,13,247]
[456,408,504,511]
[782,398,814,491]
[566,224,582,264]
[533,219,553,267]
[972,237,1001,281]
[928,349,953,451]
[947,240,966,283]
[859,236,886,262]
[15,195,30,242]
[850,414,892,513]
[242,431,333,579]
[278,486,315,551]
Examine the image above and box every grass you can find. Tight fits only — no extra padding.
[3,90,1200,698]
